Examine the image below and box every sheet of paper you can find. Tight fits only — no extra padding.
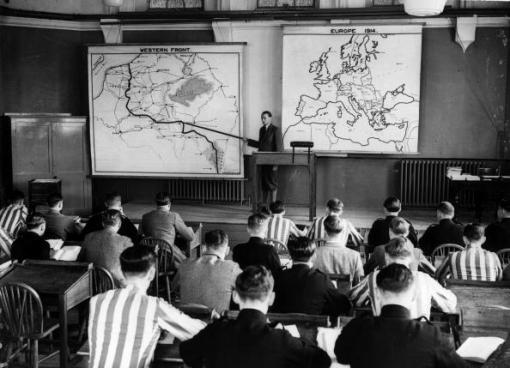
[52,245,81,261]
[317,327,342,358]
[47,239,64,250]
[456,336,505,363]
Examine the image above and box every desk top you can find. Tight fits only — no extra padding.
[0,262,91,294]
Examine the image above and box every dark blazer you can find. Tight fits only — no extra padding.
[11,231,51,263]
[232,237,281,277]
[418,219,464,256]
[367,215,418,251]
[484,218,510,252]
[180,309,331,368]
[335,305,467,368]
[272,264,351,317]
[82,211,139,244]
[247,124,283,152]
[364,243,434,275]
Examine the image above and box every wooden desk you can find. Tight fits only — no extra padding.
[0,260,92,368]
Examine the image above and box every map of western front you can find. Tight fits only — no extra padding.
[282,26,422,153]
[88,45,243,177]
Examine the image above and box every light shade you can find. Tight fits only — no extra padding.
[403,0,447,17]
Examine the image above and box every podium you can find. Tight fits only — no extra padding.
[252,152,317,221]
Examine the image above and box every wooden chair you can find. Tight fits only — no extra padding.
[140,237,175,301]
[327,273,352,295]
[497,248,510,267]
[186,223,203,259]
[0,282,60,368]
[177,303,214,322]
[430,243,464,267]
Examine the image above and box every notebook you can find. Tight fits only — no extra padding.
[456,336,505,363]
[52,245,81,261]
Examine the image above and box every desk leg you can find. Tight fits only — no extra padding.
[59,295,69,368]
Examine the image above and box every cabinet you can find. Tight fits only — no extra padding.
[7,114,91,215]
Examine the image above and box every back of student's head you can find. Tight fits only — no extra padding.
[326,198,343,213]
[235,265,274,302]
[389,217,409,236]
[120,246,156,276]
[269,200,285,214]
[105,191,122,208]
[324,215,343,236]
[437,201,455,217]
[499,198,510,213]
[288,236,316,262]
[102,209,122,228]
[205,230,228,250]
[26,213,46,230]
[155,192,171,206]
[10,190,24,204]
[463,223,484,243]
[384,237,413,261]
[376,263,414,294]
[247,213,268,233]
[258,206,271,219]
[383,196,401,213]
[47,193,63,208]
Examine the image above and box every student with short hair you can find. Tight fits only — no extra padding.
[88,246,205,368]
[349,237,457,319]
[43,193,82,240]
[308,198,362,246]
[0,190,28,239]
[266,200,307,246]
[82,192,139,243]
[174,230,242,313]
[335,263,467,368]
[233,214,281,277]
[313,215,364,286]
[437,223,502,282]
[367,196,418,251]
[484,198,510,252]
[180,265,331,368]
[11,213,51,263]
[419,201,464,256]
[272,236,351,317]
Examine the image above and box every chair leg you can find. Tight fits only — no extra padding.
[32,339,38,368]
[165,277,171,303]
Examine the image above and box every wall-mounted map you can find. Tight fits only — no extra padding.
[282,25,422,153]
[88,44,244,177]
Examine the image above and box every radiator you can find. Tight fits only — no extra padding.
[168,179,247,204]
[400,159,486,208]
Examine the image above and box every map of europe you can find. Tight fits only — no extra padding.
[88,45,244,177]
[282,26,422,153]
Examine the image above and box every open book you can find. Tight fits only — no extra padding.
[456,336,505,363]
[52,245,81,261]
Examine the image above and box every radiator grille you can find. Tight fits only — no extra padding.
[401,159,486,208]
[168,179,247,204]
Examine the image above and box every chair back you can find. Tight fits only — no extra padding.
[140,237,175,273]
[314,239,327,247]
[0,282,44,339]
[497,248,510,267]
[266,238,288,254]
[92,266,115,295]
[178,303,213,321]
[327,273,351,294]
[431,243,464,266]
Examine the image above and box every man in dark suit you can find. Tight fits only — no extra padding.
[233,213,281,277]
[367,196,418,252]
[247,111,283,205]
[271,237,351,318]
[419,201,464,256]
[335,263,467,368]
[81,192,139,244]
[484,198,510,252]
[180,265,331,368]
[11,213,51,263]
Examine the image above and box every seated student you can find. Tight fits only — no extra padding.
[180,265,331,368]
[140,192,194,267]
[437,224,502,282]
[313,215,364,286]
[0,190,28,239]
[365,217,435,275]
[11,213,51,263]
[174,230,242,313]
[43,193,83,241]
[349,237,457,319]
[233,214,281,277]
[81,192,139,243]
[419,201,464,257]
[80,210,133,287]
[484,198,510,252]
[272,237,351,317]
[335,263,467,368]
[367,196,418,252]
[266,200,307,246]
[308,198,362,246]
[88,246,205,368]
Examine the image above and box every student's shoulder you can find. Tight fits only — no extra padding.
[370,218,386,227]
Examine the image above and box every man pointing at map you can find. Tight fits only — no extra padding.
[247,111,283,206]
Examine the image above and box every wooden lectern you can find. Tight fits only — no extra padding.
[252,152,317,221]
